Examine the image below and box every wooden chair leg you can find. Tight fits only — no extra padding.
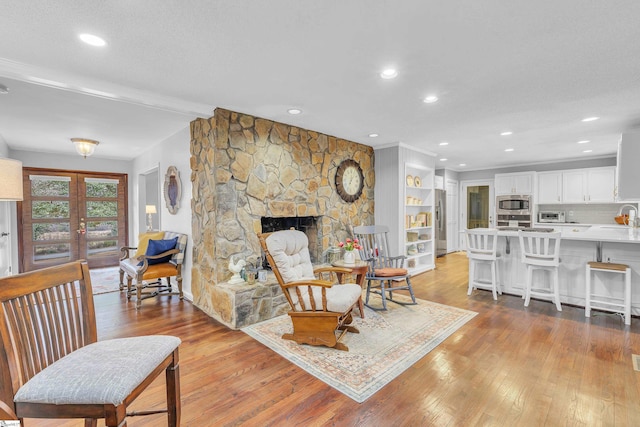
[177,275,183,299]
[84,419,98,427]
[166,349,181,427]
[126,275,133,299]
[136,276,143,309]
[119,268,125,291]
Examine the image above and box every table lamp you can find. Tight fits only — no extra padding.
[145,205,157,231]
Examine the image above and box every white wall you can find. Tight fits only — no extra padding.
[132,126,193,300]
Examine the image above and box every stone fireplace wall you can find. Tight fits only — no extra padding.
[189,108,375,325]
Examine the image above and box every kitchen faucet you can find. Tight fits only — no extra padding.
[617,204,638,226]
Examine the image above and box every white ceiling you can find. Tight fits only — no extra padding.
[1,1,640,169]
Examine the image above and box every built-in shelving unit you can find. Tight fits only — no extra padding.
[403,163,435,274]
[374,144,437,276]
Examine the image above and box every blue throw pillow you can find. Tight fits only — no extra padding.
[139,237,178,266]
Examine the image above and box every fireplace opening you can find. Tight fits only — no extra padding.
[260,216,320,269]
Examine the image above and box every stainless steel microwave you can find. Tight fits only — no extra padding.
[496,195,531,214]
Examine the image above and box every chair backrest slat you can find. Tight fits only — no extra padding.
[465,228,498,259]
[518,231,561,266]
[0,261,97,417]
[353,225,404,272]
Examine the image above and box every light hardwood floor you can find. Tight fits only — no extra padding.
[26,252,640,426]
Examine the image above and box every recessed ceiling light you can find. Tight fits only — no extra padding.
[583,149,593,153]
[79,33,107,47]
[577,140,590,144]
[439,158,448,162]
[505,148,514,152]
[423,95,438,103]
[368,133,379,138]
[582,116,599,122]
[0,84,8,94]
[380,68,398,79]
[459,163,466,167]
[500,131,513,136]
[287,108,302,115]
[439,142,449,146]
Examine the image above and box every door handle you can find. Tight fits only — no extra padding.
[0,232,8,237]
[77,218,86,235]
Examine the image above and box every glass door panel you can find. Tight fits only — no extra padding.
[467,185,490,229]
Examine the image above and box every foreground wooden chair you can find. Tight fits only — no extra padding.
[258,229,362,351]
[0,261,181,426]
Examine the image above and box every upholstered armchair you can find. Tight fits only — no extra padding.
[258,229,362,351]
[119,231,188,308]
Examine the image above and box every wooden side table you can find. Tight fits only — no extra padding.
[332,259,369,318]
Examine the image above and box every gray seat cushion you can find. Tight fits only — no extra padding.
[14,335,181,406]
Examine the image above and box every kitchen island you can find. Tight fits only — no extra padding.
[488,225,640,316]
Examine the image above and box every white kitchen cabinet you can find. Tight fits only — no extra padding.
[562,170,587,203]
[495,172,535,195]
[561,167,616,203]
[537,171,563,204]
[588,167,616,202]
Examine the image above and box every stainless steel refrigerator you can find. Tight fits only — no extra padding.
[435,189,447,257]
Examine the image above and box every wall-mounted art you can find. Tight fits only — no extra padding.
[163,166,181,215]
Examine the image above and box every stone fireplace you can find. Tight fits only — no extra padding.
[189,108,375,329]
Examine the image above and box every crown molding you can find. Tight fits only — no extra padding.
[0,57,214,117]
[373,141,437,157]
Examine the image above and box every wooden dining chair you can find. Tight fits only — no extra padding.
[353,225,417,310]
[0,261,181,427]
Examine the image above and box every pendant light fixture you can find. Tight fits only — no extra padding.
[71,138,100,158]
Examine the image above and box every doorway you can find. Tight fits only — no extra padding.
[139,166,161,233]
[460,180,495,250]
[18,168,128,272]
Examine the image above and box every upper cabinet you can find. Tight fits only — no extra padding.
[537,166,616,204]
[495,172,535,195]
[617,133,640,201]
[537,171,563,204]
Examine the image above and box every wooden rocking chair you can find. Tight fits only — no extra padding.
[258,229,362,351]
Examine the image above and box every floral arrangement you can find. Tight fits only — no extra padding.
[338,238,361,251]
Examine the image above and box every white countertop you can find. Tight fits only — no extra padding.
[497,224,640,243]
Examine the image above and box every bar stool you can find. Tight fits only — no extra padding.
[518,231,562,311]
[465,228,501,300]
[585,261,631,325]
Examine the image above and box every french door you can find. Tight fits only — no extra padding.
[18,168,128,272]
[459,180,495,250]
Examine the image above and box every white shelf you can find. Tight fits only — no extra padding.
[406,252,433,259]
[405,239,432,246]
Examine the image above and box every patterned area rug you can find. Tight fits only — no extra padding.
[242,296,477,402]
[89,266,121,295]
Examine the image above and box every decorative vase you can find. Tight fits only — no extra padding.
[343,250,356,265]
